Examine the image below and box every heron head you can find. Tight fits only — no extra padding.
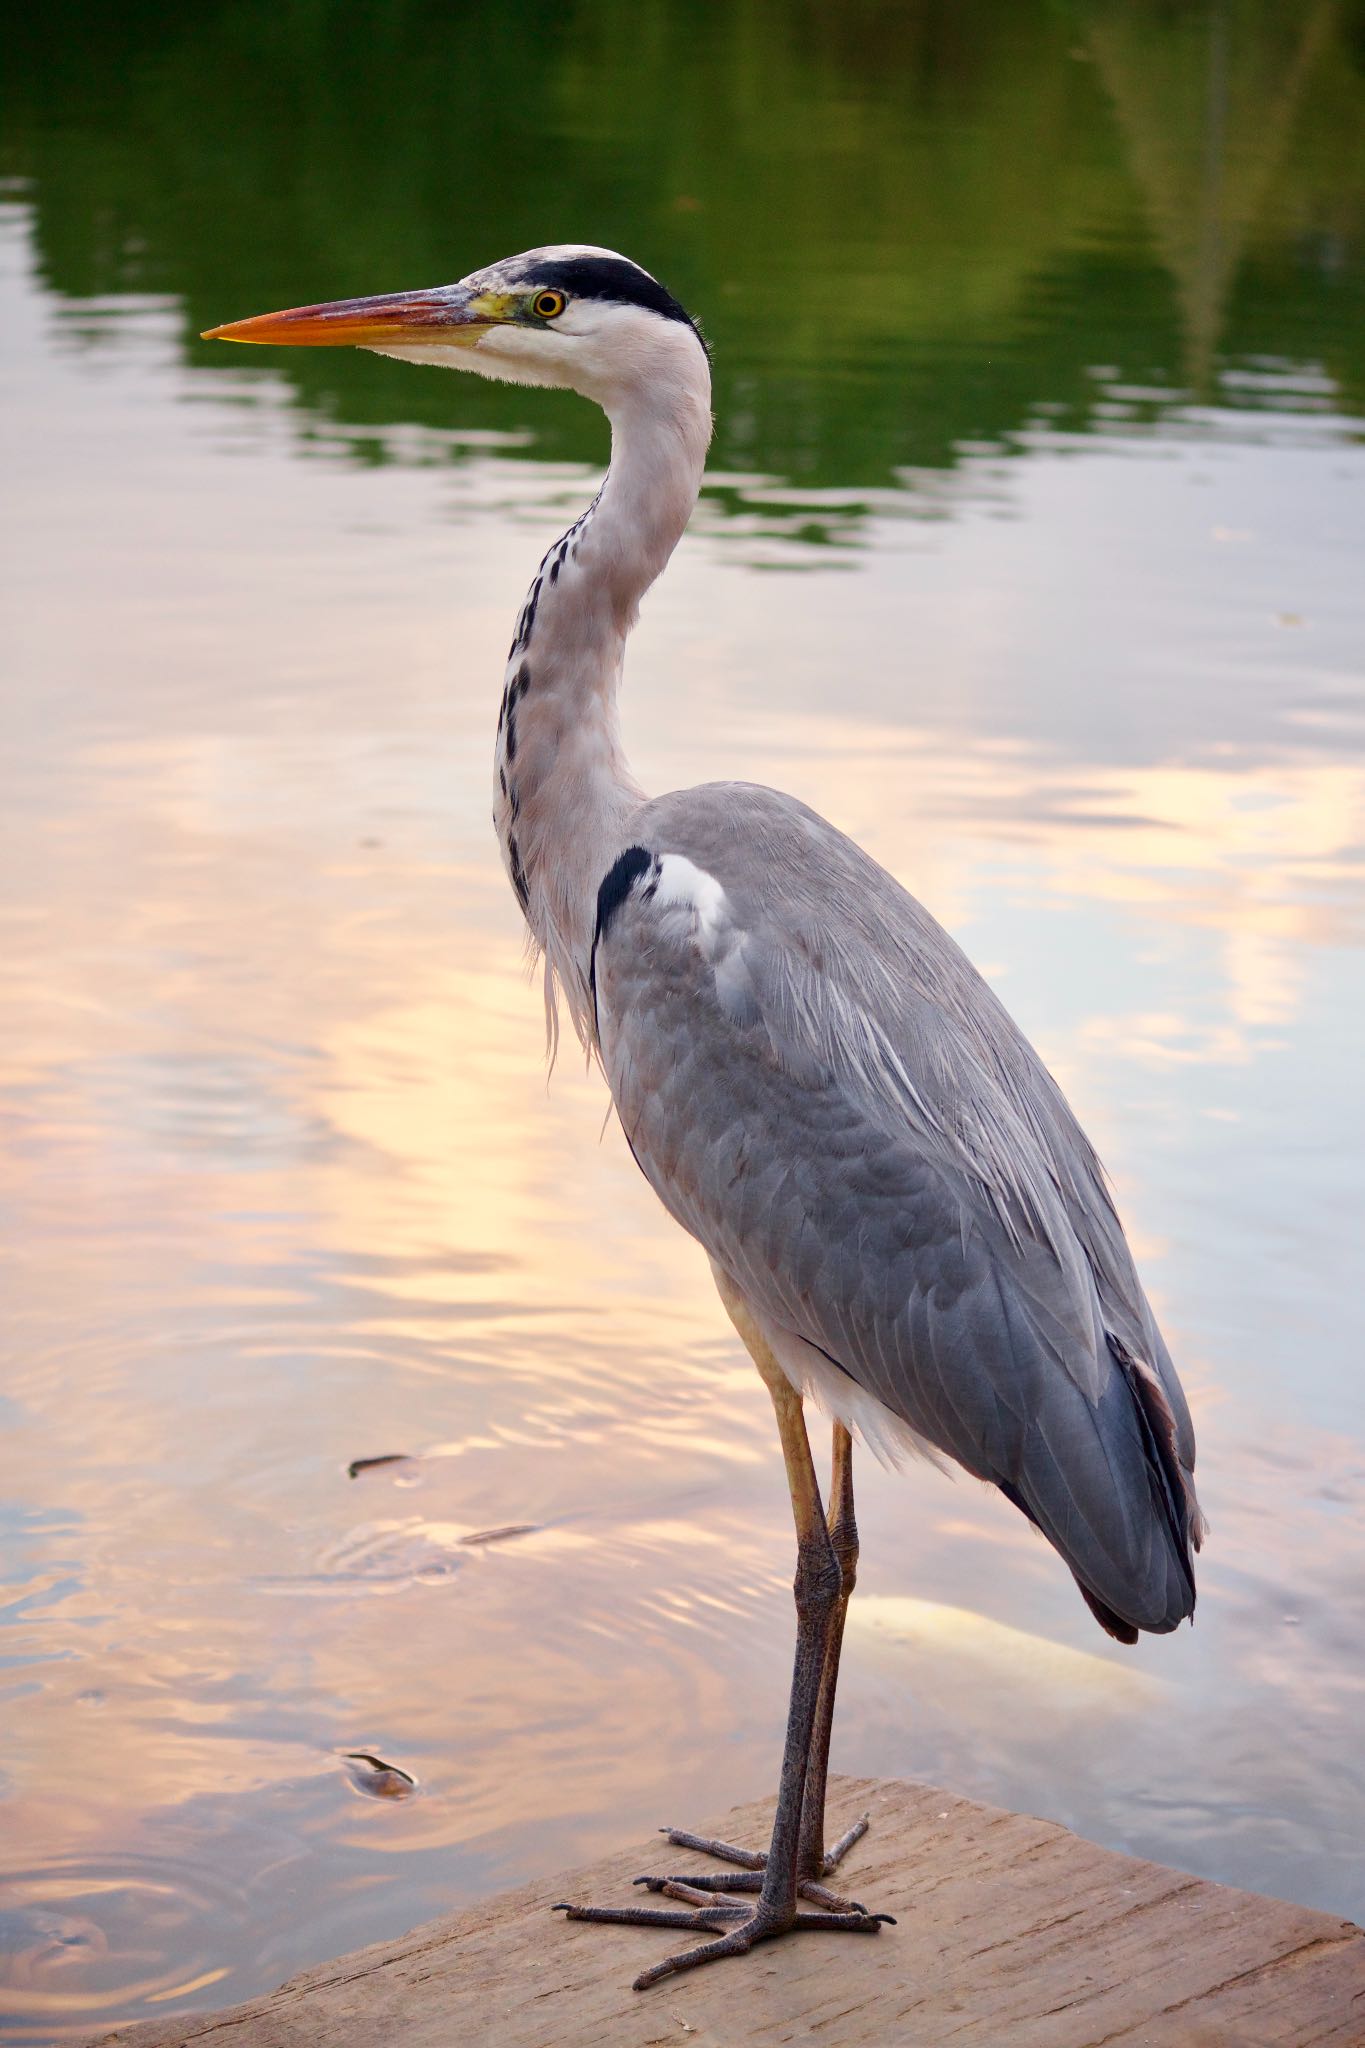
[202,244,709,411]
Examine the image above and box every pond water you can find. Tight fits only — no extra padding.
[2,2,1364,2038]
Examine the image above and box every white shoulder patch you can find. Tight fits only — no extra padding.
[653,854,728,949]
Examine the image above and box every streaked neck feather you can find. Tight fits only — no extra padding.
[492,345,711,1048]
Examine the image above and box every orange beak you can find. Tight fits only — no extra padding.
[201,284,492,348]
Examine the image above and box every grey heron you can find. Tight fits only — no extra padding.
[205,247,1205,1992]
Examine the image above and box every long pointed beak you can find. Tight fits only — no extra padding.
[201,284,490,348]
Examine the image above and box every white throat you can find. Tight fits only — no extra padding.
[492,327,712,1048]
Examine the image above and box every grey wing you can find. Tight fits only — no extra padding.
[593,783,1203,1640]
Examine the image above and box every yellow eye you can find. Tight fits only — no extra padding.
[532,289,566,320]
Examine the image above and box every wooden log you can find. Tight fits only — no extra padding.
[87,1776,1363,2047]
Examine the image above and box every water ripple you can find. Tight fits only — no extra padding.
[0,1853,251,2044]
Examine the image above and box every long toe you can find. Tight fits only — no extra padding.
[636,1871,869,1913]
[821,1812,871,1873]
[659,1826,767,1870]
[553,1901,743,1932]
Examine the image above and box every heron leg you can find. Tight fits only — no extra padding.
[553,1285,890,1988]
[799,1421,862,1877]
[648,1422,866,1892]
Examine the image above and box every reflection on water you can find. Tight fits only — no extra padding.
[2,1,1365,2037]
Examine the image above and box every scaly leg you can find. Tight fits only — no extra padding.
[554,1282,889,1989]
[652,1421,867,1898]
[799,1421,863,1877]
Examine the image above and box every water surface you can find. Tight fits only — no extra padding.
[2,3,1364,2038]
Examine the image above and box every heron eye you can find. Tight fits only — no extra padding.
[532,290,567,320]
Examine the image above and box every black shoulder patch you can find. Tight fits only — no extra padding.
[593,845,652,949]
[590,844,653,1026]
[512,255,707,354]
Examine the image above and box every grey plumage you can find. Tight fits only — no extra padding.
[594,782,1203,1640]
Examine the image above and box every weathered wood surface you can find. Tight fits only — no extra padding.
[90,1776,1363,2048]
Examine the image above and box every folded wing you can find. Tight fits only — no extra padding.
[593,783,1203,1639]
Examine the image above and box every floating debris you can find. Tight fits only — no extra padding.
[341,1751,417,1799]
[347,1454,412,1480]
[262,1516,542,1596]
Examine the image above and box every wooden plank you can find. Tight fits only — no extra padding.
[86,1776,1363,2048]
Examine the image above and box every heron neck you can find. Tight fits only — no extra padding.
[493,358,711,1046]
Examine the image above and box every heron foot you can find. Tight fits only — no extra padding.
[628,1812,877,1917]
[551,1812,891,1989]
[552,1888,889,1993]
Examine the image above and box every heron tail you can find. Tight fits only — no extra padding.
[998,1328,1205,1643]
[1080,1336,1203,1641]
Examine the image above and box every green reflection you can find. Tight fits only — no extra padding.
[4,0,1364,512]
